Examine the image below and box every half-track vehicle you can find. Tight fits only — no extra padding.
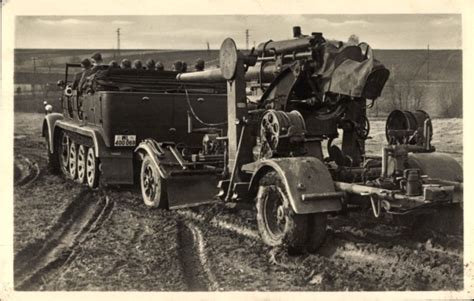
[43,26,463,252]
[43,64,227,190]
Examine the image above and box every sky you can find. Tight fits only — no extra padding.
[15,14,462,50]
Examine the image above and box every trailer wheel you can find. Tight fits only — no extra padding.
[306,213,328,253]
[256,171,308,252]
[44,129,60,174]
[58,131,70,177]
[69,142,78,179]
[77,145,87,183]
[140,155,167,208]
[86,147,99,188]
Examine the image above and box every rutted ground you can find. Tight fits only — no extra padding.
[14,191,114,290]
[13,113,464,291]
[172,204,463,290]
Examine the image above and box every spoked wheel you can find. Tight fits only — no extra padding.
[86,147,99,188]
[69,142,78,179]
[256,171,327,252]
[77,145,87,183]
[140,154,167,208]
[58,131,70,177]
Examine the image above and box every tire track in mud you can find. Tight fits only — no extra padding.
[178,208,462,258]
[176,210,260,240]
[328,225,463,259]
[59,186,462,291]
[14,191,115,290]
[177,220,219,291]
[14,154,41,187]
[177,207,462,290]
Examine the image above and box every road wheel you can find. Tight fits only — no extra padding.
[256,171,308,252]
[69,142,78,179]
[77,145,87,183]
[58,131,70,177]
[44,129,60,174]
[140,154,167,208]
[86,147,99,188]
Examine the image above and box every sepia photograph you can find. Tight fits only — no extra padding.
[1,0,473,299]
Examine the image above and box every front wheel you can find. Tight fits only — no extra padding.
[58,131,70,177]
[44,129,60,174]
[140,155,167,208]
[256,171,327,252]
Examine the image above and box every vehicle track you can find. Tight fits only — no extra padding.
[177,220,219,291]
[176,209,260,240]
[14,191,114,290]
[175,204,463,290]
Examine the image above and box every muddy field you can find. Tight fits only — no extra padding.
[13,112,464,291]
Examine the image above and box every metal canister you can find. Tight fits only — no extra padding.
[402,168,423,196]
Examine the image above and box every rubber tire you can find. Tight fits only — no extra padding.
[58,131,70,177]
[306,213,328,253]
[69,142,78,179]
[44,129,60,174]
[140,155,168,208]
[256,171,309,252]
[86,147,99,188]
[77,145,87,183]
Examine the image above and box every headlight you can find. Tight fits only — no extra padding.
[65,86,73,97]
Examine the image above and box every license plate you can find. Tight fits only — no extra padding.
[114,135,136,147]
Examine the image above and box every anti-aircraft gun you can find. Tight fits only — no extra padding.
[162,26,462,251]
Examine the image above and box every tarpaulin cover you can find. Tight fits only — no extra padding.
[313,41,390,100]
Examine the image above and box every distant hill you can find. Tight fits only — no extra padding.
[14,48,463,117]
[15,48,461,82]
[15,49,220,74]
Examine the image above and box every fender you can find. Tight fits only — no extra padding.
[408,152,463,182]
[408,152,463,204]
[42,113,63,154]
[54,120,107,158]
[134,139,168,178]
[248,157,342,214]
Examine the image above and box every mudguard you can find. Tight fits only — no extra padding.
[408,152,463,182]
[42,113,64,154]
[248,157,342,214]
[408,152,463,204]
[134,139,167,178]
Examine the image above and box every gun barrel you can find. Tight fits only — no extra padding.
[245,63,278,82]
[177,62,278,83]
[255,36,316,56]
[176,68,224,82]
